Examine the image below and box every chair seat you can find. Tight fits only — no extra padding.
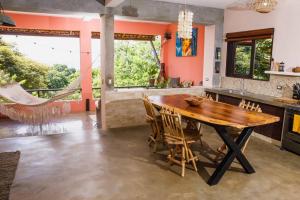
[183,128,201,143]
[164,128,200,145]
[165,137,184,145]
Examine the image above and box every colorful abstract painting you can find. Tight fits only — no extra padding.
[176,28,198,57]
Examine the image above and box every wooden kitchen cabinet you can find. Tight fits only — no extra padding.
[218,94,241,106]
[248,102,284,141]
[213,93,284,141]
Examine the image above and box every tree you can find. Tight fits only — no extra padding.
[114,40,160,87]
[254,39,272,80]
[0,38,81,99]
[92,68,101,98]
[47,64,77,89]
[0,39,49,89]
[0,70,15,86]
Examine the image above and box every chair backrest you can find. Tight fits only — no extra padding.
[239,100,262,113]
[160,106,185,141]
[205,93,214,101]
[193,93,215,102]
[142,94,161,136]
[142,94,157,121]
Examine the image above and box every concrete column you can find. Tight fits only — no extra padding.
[80,22,93,111]
[100,10,114,130]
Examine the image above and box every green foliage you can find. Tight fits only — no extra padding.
[0,40,49,89]
[92,68,101,99]
[156,77,170,89]
[0,38,80,99]
[254,39,272,80]
[114,40,160,87]
[235,45,252,75]
[0,70,16,86]
[234,38,272,80]
[47,64,77,89]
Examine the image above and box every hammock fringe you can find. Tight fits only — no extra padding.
[0,102,72,124]
[0,77,80,125]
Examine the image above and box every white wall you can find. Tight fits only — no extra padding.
[221,0,300,76]
[203,25,216,87]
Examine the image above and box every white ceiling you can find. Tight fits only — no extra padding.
[152,0,243,9]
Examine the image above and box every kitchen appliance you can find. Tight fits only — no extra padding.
[292,67,300,73]
[279,62,285,72]
[282,107,300,155]
[292,83,300,100]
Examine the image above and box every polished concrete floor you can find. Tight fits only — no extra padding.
[0,113,300,200]
[0,113,97,139]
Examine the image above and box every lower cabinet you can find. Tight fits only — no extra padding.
[216,94,284,141]
[252,102,284,141]
[218,94,241,106]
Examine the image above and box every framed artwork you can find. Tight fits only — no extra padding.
[176,28,198,57]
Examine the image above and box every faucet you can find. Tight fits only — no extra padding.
[240,78,245,95]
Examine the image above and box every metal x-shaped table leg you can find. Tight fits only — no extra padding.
[208,126,255,186]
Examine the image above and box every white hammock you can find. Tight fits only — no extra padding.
[0,77,81,124]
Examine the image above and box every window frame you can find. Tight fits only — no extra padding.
[225,28,274,81]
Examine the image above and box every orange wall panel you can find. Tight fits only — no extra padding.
[164,24,205,86]
[2,12,205,115]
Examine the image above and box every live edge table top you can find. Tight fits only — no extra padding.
[149,94,280,129]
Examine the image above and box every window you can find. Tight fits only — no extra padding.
[226,28,274,81]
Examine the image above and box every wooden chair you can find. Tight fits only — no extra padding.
[205,93,214,101]
[160,106,199,177]
[142,94,163,152]
[217,100,262,155]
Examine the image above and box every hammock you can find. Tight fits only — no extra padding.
[0,77,81,124]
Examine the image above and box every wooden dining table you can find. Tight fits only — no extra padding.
[149,94,280,186]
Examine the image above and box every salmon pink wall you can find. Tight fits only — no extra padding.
[1,12,206,116]
[164,24,205,85]
[1,12,171,114]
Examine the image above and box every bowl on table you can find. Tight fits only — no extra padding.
[184,97,204,107]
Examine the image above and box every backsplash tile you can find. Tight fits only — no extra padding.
[221,75,300,98]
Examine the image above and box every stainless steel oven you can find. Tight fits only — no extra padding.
[282,107,300,155]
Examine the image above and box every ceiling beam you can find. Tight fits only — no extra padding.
[96,0,106,6]
[105,0,125,7]
[2,0,104,15]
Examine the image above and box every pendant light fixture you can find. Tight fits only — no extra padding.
[252,0,278,13]
[177,0,193,39]
[0,2,16,27]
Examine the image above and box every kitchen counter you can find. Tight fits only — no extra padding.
[205,88,297,108]
[206,87,288,142]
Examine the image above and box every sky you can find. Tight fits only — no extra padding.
[1,35,101,70]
